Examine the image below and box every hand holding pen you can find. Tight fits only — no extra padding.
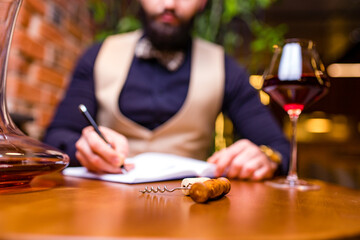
[76,104,129,173]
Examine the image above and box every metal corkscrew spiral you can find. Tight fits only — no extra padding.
[139,186,189,193]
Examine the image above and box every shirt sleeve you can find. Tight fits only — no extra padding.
[43,43,102,166]
[223,55,290,175]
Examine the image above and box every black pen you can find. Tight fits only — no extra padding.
[78,104,126,171]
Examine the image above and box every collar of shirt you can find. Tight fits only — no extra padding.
[134,37,185,72]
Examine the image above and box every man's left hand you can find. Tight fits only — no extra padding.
[207,139,278,181]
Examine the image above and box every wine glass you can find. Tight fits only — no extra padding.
[262,38,330,190]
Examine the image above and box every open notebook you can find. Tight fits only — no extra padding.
[62,152,216,184]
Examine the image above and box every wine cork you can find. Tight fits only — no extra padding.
[188,182,210,203]
[181,177,210,195]
[189,178,231,203]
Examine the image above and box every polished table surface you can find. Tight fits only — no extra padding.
[0,173,359,240]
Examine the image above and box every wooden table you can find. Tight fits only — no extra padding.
[0,173,359,240]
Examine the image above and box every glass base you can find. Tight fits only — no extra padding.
[0,160,68,188]
[0,175,58,194]
[265,177,320,191]
[0,133,69,189]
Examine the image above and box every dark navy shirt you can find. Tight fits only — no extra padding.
[44,40,290,175]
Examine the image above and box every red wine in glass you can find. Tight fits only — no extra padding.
[262,39,330,190]
[263,74,328,113]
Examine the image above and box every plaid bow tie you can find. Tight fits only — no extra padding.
[135,38,185,71]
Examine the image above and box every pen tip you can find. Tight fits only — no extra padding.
[78,104,87,112]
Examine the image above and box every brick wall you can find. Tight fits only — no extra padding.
[7,0,94,139]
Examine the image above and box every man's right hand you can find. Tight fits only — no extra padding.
[75,126,129,173]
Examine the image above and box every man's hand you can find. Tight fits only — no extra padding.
[207,139,278,181]
[75,126,129,173]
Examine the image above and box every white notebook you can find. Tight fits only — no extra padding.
[62,152,216,184]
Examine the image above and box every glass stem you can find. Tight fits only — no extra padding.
[286,109,301,185]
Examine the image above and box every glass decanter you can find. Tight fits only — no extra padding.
[0,0,69,188]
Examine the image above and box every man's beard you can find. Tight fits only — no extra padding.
[139,6,194,51]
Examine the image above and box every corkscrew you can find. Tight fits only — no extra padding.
[139,177,231,203]
[140,186,188,193]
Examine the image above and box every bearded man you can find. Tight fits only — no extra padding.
[44,0,290,180]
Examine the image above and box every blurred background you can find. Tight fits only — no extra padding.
[7,0,360,188]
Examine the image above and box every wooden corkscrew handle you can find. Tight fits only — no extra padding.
[189,177,231,203]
